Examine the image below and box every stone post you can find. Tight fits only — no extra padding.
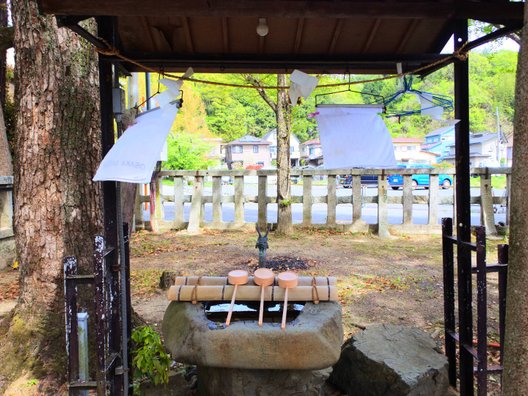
[303,174,313,226]
[480,171,498,236]
[152,176,164,232]
[377,176,389,238]
[212,176,222,227]
[173,176,185,229]
[428,174,439,226]
[188,176,203,234]
[352,175,362,224]
[327,175,337,226]
[258,174,268,230]
[234,176,244,225]
[402,175,413,225]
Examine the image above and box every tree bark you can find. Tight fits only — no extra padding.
[503,3,528,395]
[1,0,102,391]
[275,74,293,235]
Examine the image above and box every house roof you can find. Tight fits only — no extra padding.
[445,132,497,147]
[301,138,320,146]
[421,142,441,150]
[424,126,455,138]
[39,1,523,74]
[227,135,270,145]
[392,137,423,144]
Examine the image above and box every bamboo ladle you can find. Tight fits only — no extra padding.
[278,271,299,330]
[225,270,249,326]
[253,268,275,326]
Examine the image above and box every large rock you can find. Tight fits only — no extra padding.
[197,367,331,396]
[329,324,449,396]
[162,301,342,370]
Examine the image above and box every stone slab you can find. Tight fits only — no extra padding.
[162,301,342,370]
[197,366,331,396]
[329,324,449,396]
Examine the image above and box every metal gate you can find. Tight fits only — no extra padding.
[64,223,132,395]
[442,217,508,396]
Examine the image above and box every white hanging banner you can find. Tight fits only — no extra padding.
[93,104,178,183]
[289,70,318,105]
[315,105,397,169]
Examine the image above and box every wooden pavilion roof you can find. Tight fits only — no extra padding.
[38,0,523,74]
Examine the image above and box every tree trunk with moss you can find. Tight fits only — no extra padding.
[503,3,528,395]
[0,1,102,391]
[275,74,293,235]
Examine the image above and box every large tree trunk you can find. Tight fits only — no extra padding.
[276,74,293,235]
[503,3,528,395]
[0,0,102,391]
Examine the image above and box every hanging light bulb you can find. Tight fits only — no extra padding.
[256,18,269,37]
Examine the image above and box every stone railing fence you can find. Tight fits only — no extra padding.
[0,176,15,267]
[135,167,511,237]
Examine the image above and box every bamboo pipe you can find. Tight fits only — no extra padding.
[174,275,336,287]
[225,270,248,326]
[278,272,299,330]
[167,285,338,302]
[253,268,274,326]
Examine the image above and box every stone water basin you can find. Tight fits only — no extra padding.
[162,301,343,370]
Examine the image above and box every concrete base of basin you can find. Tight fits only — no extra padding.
[197,366,331,396]
[162,301,343,370]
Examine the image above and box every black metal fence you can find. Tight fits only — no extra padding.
[442,217,508,396]
[64,224,131,395]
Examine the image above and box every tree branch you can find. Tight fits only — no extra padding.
[243,74,277,113]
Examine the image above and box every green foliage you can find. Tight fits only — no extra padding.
[131,326,171,391]
[164,132,216,170]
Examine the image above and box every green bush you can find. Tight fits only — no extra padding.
[131,326,172,392]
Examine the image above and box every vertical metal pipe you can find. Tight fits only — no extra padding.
[497,244,509,366]
[77,312,89,396]
[64,257,79,386]
[454,19,474,396]
[145,72,151,110]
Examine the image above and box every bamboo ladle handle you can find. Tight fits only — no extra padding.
[226,270,248,326]
[278,272,299,330]
[254,268,274,326]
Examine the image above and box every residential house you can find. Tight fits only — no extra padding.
[392,137,438,165]
[262,129,301,167]
[224,135,271,169]
[421,126,455,162]
[443,133,500,167]
[300,138,323,167]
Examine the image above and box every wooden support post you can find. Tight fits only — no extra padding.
[327,175,337,226]
[377,175,389,238]
[173,176,185,229]
[403,175,413,225]
[352,175,362,224]
[258,174,267,229]
[302,174,313,225]
[480,170,497,235]
[506,173,511,226]
[454,18,474,396]
[428,174,439,226]
[188,176,203,234]
[212,176,222,227]
[234,176,244,225]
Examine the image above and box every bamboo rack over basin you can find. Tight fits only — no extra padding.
[167,285,337,302]
[174,276,336,287]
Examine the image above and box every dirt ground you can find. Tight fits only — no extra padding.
[131,228,503,341]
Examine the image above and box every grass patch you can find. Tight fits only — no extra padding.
[470,175,507,189]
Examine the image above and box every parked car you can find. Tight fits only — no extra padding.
[339,173,379,188]
[387,164,453,190]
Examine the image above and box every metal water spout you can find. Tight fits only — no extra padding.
[255,224,269,266]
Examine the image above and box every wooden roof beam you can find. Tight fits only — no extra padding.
[293,18,305,54]
[396,19,420,54]
[327,19,344,55]
[39,0,524,24]
[362,19,381,54]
